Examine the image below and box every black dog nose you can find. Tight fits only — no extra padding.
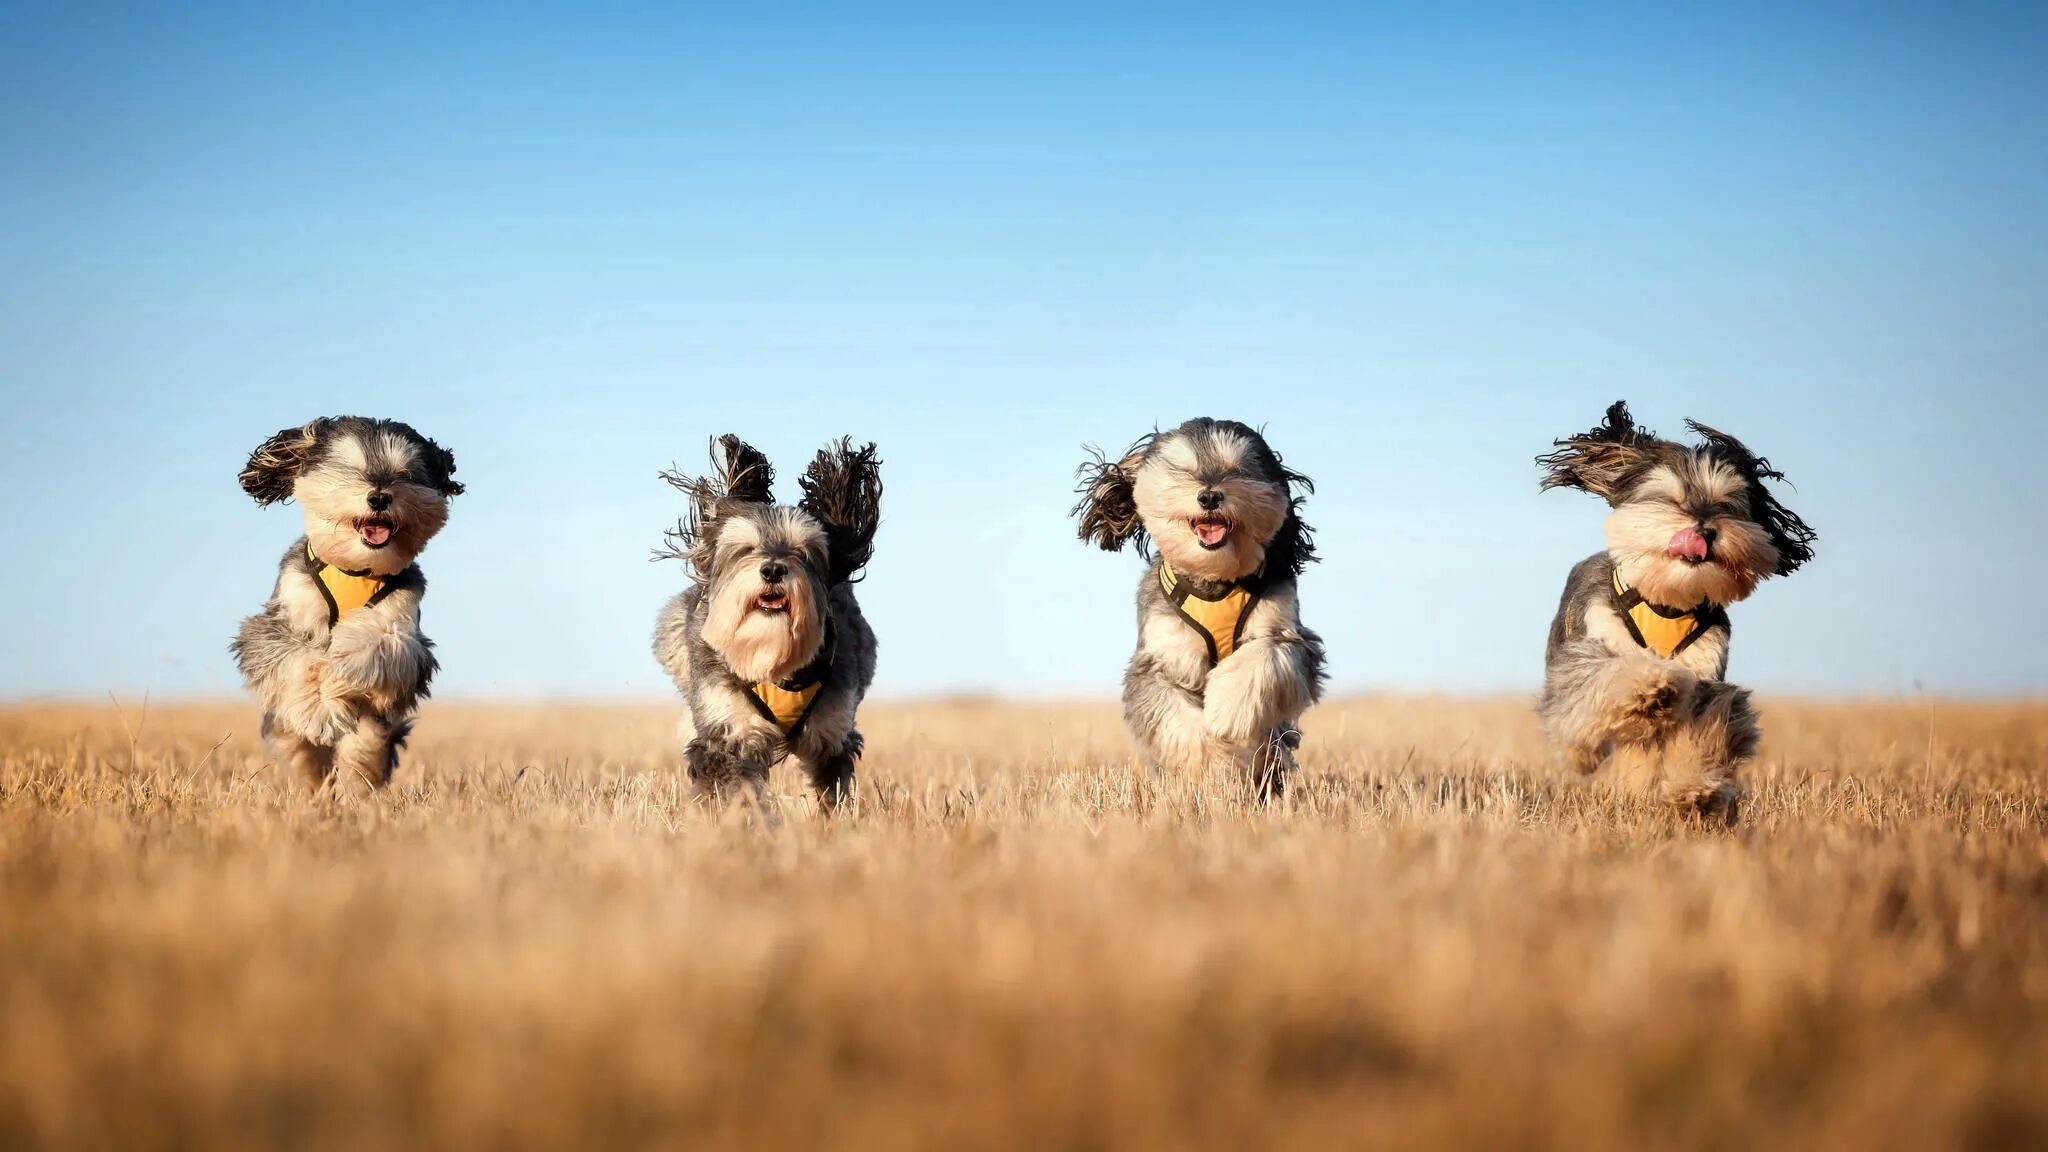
[1697,525,1718,543]
[759,561,787,583]
[366,491,393,512]
[1197,489,1225,511]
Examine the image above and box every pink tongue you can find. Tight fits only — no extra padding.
[1196,522,1228,546]
[1668,527,1709,561]
[362,524,392,546]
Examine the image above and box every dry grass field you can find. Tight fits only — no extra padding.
[2,696,2045,1151]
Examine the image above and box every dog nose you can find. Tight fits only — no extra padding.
[366,491,393,512]
[1697,525,1718,544]
[759,561,787,583]
[1197,489,1224,511]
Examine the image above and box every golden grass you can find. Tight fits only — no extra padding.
[2,696,2045,1150]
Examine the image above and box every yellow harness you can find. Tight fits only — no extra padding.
[1160,563,1259,663]
[742,623,836,738]
[309,543,393,625]
[1612,568,1715,660]
[749,681,824,735]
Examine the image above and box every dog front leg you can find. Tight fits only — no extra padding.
[799,731,863,811]
[685,735,771,804]
[326,617,432,713]
[1201,636,1318,747]
[1540,638,1696,768]
[269,651,355,747]
[1123,660,1217,775]
[331,713,398,795]
[261,711,334,787]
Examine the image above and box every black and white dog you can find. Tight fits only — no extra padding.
[1537,401,1817,816]
[653,436,882,808]
[231,416,463,792]
[1074,418,1324,798]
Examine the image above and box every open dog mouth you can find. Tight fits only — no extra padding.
[754,588,790,613]
[355,515,395,549]
[1191,514,1233,550]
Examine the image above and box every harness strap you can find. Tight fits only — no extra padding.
[1611,567,1714,660]
[1159,563,1258,664]
[744,620,836,739]
[308,543,393,625]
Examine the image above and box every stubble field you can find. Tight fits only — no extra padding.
[1,696,2045,1150]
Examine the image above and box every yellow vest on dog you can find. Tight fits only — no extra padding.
[1611,568,1713,660]
[741,623,836,738]
[749,681,823,735]
[1160,563,1259,663]
[308,543,392,624]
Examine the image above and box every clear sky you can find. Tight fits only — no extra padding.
[2,3,2043,700]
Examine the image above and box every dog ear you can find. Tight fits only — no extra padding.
[1259,461,1318,582]
[656,435,776,579]
[799,438,883,585]
[711,435,775,506]
[1685,420,1817,577]
[1536,400,1659,506]
[239,419,327,506]
[1073,434,1156,554]
[420,435,464,497]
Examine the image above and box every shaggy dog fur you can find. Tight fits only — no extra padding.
[652,436,882,808]
[1074,418,1325,799]
[230,416,463,792]
[1537,401,1817,817]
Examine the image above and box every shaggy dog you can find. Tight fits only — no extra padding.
[230,417,463,792]
[1537,401,1817,817]
[652,436,882,808]
[1074,418,1325,798]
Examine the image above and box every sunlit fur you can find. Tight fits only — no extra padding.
[1074,418,1323,799]
[652,436,883,810]
[293,429,452,577]
[697,509,830,684]
[1131,427,1292,583]
[1604,455,1778,610]
[1536,401,1815,819]
[230,416,463,793]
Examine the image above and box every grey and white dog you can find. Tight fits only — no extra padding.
[230,416,463,792]
[1074,418,1325,798]
[1537,401,1816,816]
[652,435,882,808]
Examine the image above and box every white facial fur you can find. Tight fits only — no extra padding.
[700,508,828,682]
[295,430,450,576]
[1606,455,1779,608]
[1132,429,1289,583]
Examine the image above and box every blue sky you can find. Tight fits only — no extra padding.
[2,2,2043,699]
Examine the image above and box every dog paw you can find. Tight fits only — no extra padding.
[1615,664,1690,742]
[1202,692,1271,746]
[311,698,357,746]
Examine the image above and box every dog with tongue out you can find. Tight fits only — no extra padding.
[1073,418,1325,800]
[230,416,464,794]
[1535,401,1817,819]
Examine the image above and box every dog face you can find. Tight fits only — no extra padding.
[240,417,463,576]
[661,435,883,683]
[1539,401,1816,607]
[1075,418,1314,584]
[699,504,831,683]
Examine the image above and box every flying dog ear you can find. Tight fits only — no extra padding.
[799,438,883,585]
[239,419,327,506]
[1259,460,1319,582]
[420,435,464,498]
[1684,420,1817,577]
[1536,400,1659,507]
[1073,434,1156,554]
[656,434,776,579]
